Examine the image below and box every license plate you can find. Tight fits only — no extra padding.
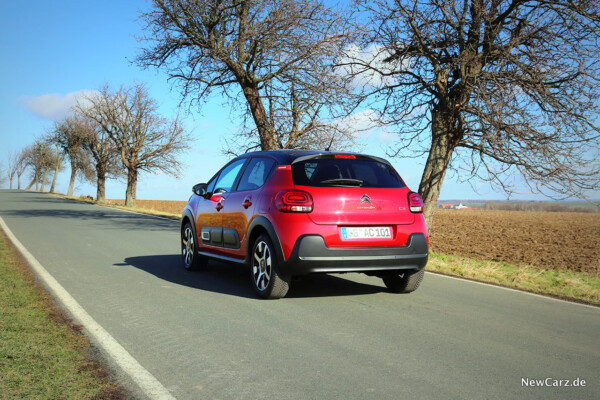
[340,226,392,240]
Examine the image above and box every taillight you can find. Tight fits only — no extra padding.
[408,192,424,213]
[275,190,313,213]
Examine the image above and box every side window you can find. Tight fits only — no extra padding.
[237,158,276,191]
[214,159,246,193]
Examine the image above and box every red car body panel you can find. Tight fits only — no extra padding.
[182,150,429,276]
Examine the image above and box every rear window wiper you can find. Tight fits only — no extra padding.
[319,178,364,187]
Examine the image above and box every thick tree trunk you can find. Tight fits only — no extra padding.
[40,169,49,192]
[96,167,106,202]
[125,167,137,207]
[17,175,21,190]
[242,84,277,150]
[418,109,459,232]
[67,160,77,196]
[9,179,13,190]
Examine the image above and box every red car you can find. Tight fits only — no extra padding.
[181,150,428,299]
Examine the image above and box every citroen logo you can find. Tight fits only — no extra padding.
[360,194,371,205]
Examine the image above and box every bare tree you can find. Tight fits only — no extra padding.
[14,149,28,190]
[49,116,94,196]
[73,110,122,202]
[6,151,18,189]
[24,140,53,191]
[137,0,356,152]
[78,83,191,207]
[351,0,600,227]
[0,162,6,187]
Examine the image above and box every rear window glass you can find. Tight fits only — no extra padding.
[292,157,406,188]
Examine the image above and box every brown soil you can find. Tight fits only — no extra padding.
[429,209,600,273]
[107,199,600,274]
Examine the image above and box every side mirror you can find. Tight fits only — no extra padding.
[192,183,208,197]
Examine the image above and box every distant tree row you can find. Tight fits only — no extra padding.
[484,201,600,214]
[4,83,190,207]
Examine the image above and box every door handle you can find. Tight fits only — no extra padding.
[242,199,252,209]
[215,202,224,211]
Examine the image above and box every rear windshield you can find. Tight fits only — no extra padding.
[292,157,406,188]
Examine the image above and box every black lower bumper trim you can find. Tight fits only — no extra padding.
[281,233,428,275]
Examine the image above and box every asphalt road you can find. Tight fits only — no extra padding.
[1,190,598,400]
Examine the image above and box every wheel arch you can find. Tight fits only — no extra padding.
[181,209,197,238]
[246,216,284,265]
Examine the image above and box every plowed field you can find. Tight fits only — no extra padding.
[110,200,600,273]
[429,209,600,273]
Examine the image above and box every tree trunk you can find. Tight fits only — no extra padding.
[418,109,459,232]
[17,174,21,190]
[67,160,77,196]
[50,160,61,194]
[25,175,35,191]
[50,146,62,194]
[242,84,277,150]
[9,178,13,190]
[96,167,106,202]
[49,171,58,193]
[125,167,138,207]
[40,169,49,192]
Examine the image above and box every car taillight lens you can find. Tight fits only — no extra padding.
[275,190,313,213]
[334,154,356,159]
[408,192,424,213]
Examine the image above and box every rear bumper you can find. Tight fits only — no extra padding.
[280,233,428,276]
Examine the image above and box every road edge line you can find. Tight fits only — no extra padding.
[0,216,177,400]
[426,271,599,310]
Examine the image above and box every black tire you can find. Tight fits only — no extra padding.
[250,234,290,299]
[181,222,207,271]
[382,269,424,293]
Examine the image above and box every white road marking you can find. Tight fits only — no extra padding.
[426,271,599,310]
[0,216,177,400]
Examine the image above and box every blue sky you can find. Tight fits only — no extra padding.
[0,0,580,201]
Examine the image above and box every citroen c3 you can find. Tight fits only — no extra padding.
[181,150,429,299]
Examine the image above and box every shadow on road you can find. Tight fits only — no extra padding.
[1,207,177,232]
[0,191,177,232]
[118,254,387,299]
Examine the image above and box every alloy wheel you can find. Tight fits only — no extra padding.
[182,226,195,268]
[252,240,272,291]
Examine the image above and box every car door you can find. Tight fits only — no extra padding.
[220,157,277,260]
[195,158,247,254]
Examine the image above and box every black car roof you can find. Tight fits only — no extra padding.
[239,149,388,165]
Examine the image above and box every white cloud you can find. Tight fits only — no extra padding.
[337,108,379,138]
[338,43,404,88]
[19,89,97,121]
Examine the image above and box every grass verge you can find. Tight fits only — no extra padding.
[428,252,600,306]
[54,192,599,306]
[0,230,126,399]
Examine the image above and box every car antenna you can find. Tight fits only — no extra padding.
[324,136,335,152]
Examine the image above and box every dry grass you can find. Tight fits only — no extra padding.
[0,230,127,399]
[428,252,600,305]
[104,199,187,216]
